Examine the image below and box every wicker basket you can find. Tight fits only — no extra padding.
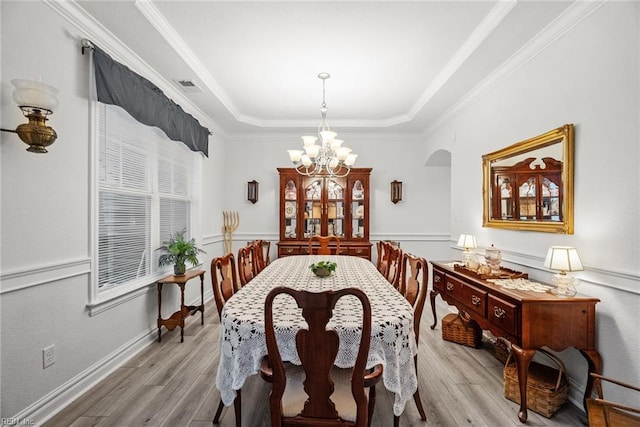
[503,349,569,418]
[442,313,482,348]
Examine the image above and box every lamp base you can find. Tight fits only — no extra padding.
[550,273,578,297]
[461,250,473,267]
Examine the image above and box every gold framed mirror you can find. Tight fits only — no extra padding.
[482,124,574,234]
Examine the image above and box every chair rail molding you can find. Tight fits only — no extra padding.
[0,257,91,295]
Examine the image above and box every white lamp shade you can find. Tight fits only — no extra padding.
[328,157,339,168]
[336,147,352,161]
[329,139,344,150]
[301,136,318,147]
[12,79,59,112]
[301,154,312,166]
[457,234,477,249]
[288,150,303,162]
[544,246,583,272]
[320,130,337,143]
[304,144,320,158]
[345,153,357,166]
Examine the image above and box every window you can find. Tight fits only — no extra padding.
[97,103,194,291]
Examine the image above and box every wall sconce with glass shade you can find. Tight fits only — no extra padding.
[247,180,259,204]
[544,246,583,296]
[457,234,477,266]
[390,180,403,204]
[0,79,59,153]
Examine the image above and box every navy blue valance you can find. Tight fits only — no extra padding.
[92,46,209,157]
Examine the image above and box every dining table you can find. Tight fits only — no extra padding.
[215,254,418,417]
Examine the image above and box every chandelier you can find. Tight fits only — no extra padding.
[287,73,357,177]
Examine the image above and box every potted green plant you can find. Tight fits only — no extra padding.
[157,228,206,275]
[310,260,337,277]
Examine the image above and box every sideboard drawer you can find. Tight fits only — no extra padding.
[444,277,487,317]
[488,295,519,336]
[433,270,445,292]
[348,246,370,258]
[278,246,300,257]
[458,281,487,316]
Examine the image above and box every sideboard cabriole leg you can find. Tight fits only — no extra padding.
[429,290,439,330]
[512,344,536,423]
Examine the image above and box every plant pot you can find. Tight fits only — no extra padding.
[174,263,186,276]
[313,268,331,277]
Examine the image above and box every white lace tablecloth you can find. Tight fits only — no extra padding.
[215,255,418,416]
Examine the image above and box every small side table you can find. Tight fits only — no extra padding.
[157,269,205,343]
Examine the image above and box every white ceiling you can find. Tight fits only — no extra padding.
[74,0,573,136]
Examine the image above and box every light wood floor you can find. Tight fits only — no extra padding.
[44,297,588,426]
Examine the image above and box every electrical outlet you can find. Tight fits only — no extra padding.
[43,344,55,368]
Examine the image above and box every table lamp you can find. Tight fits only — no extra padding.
[544,246,583,296]
[457,234,477,266]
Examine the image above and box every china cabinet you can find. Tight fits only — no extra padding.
[490,158,563,222]
[277,168,372,259]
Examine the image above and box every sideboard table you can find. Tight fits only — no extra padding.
[429,261,601,422]
[157,269,205,343]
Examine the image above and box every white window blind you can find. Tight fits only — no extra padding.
[98,103,194,291]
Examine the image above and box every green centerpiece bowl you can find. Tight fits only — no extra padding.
[310,261,337,278]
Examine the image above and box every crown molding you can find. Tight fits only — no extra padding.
[423,0,608,136]
[43,0,223,136]
[134,0,239,127]
[407,0,517,122]
[135,0,515,129]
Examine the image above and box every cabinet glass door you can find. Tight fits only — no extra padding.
[541,177,561,220]
[497,174,514,220]
[303,179,323,238]
[518,177,537,220]
[351,179,366,239]
[283,179,297,239]
[326,178,345,237]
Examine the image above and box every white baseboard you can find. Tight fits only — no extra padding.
[14,292,213,426]
[15,328,157,426]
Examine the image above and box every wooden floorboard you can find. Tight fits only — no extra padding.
[44,297,588,426]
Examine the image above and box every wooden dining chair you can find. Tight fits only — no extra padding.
[308,235,341,255]
[587,373,640,426]
[260,287,383,427]
[385,245,403,289]
[211,253,242,427]
[253,239,270,273]
[376,240,389,277]
[237,244,256,287]
[394,253,428,426]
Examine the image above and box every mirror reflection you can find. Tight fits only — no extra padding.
[482,124,574,234]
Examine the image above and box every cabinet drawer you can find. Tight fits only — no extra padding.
[488,295,518,336]
[278,246,300,257]
[348,246,370,258]
[445,276,486,316]
[433,270,445,292]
